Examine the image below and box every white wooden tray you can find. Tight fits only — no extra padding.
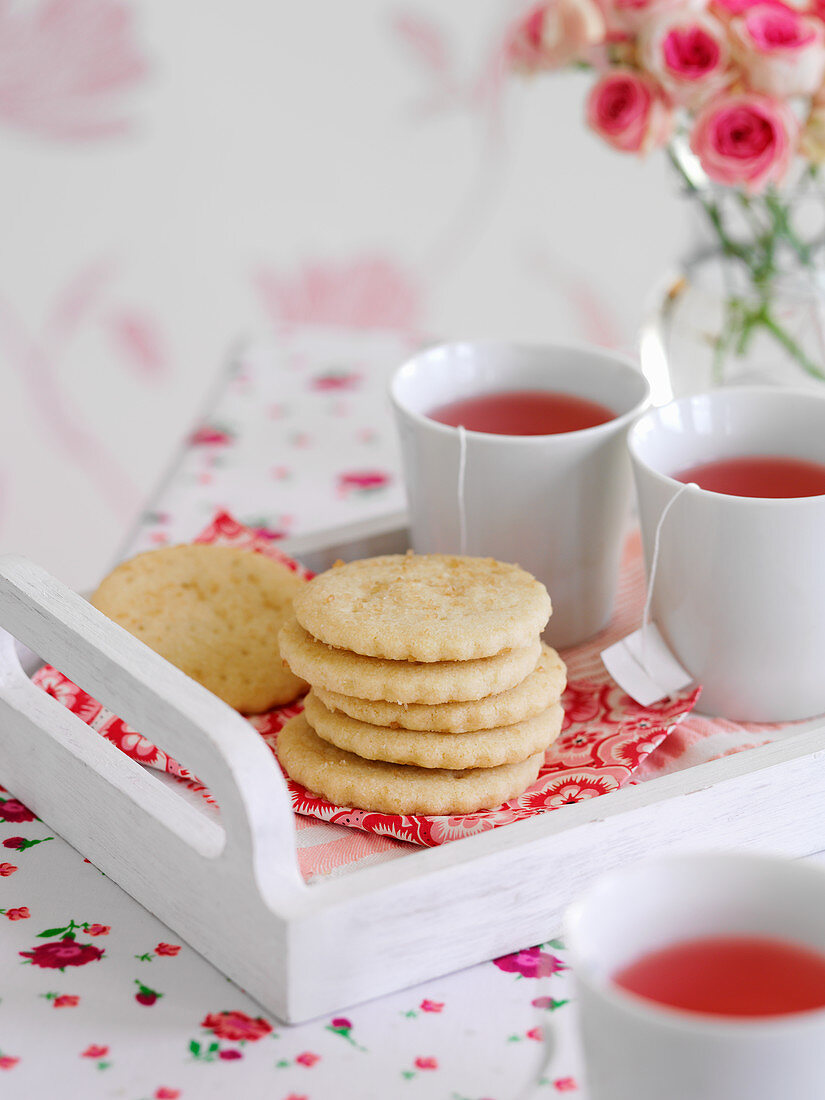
[1,523,825,1024]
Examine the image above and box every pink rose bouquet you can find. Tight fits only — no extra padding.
[509,0,825,380]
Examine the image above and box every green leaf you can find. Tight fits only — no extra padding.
[37,926,69,938]
[189,1040,200,1056]
[207,1042,218,1053]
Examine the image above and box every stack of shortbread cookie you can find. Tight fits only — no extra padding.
[277,553,567,815]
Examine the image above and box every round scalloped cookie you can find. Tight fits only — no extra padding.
[91,544,308,713]
[276,713,545,815]
[291,553,552,662]
[278,614,542,704]
[313,643,566,732]
[304,691,564,769]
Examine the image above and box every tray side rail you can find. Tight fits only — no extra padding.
[0,554,305,910]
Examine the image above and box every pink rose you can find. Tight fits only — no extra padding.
[414,1057,439,1070]
[86,924,109,936]
[419,999,444,1012]
[494,945,568,978]
[690,91,797,191]
[295,1051,320,1067]
[5,908,29,921]
[0,798,35,823]
[200,1011,273,1042]
[0,864,17,876]
[155,942,180,956]
[586,69,673,153]
[0,1056,19,1070]
[508,0,605,70]
[731,4,825,96]
[641,12,731,105]
[53,995,79,1007]
[21,938,104,970]
[81,1045,108,1059]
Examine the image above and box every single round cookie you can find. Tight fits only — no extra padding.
[304,691,564,769]
[279,614,542,704]
[92,544,308,713]
[277,714,545,815]
[313,644,567,732]
[292,553,552,662]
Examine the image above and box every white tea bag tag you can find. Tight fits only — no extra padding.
[601,624,694,706]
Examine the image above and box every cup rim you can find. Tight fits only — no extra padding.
[564,851,825,1035]
[389,339,650,446]
[628,385,825,507]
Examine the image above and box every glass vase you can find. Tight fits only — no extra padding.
[641,144,825,404]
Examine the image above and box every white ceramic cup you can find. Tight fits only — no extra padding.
[629,386,825,721]
[565,852,825,1100]
[390,341,650,649]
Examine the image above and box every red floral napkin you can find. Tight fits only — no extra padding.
[33,512,700,847]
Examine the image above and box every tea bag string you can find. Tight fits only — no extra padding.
[457,424,468,555]
[641,481,697,674]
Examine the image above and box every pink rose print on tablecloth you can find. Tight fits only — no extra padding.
[81,1045,108,1059]
[155,942,181,956]
[53,995,80,1008]
[414,1056,438,1070]
[0,863,17,875]
[86,924,109,936]
[554,1078,579,1092]
[2,907,30,920]
[189,424,234,447]
[201,1011,273,1042]
[310,370,362,391]
[326,1016,367,1051]
[494,945,567,979]
[3,836,52,852]
[256,256,422,333]
[0,1054,19,1070]
[295,1051,320,1067]
[420,999,444,1013]
[21,938,104,970]
[135,980,162,1006]
[336,469,392,498]
[0,0,149,141]
[0,797,36,823]
[154,1090,181,1100]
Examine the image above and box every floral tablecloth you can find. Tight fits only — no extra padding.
[0,785,581,1099]
[0,327,810,1099]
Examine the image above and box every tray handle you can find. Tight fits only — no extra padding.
[0,554,305,903]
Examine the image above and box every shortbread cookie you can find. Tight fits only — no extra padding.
[292,553,552,662]
[92,544,308,713]
[314,644,567,732]
[279,614,542,704]
[304,691,564,769]
[277,714,545,814]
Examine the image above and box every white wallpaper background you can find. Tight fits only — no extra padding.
[0,0,687,590]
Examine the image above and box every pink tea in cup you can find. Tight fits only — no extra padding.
[427,390,615,436]
[674,455,825,498]
[613,935,825,1017]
